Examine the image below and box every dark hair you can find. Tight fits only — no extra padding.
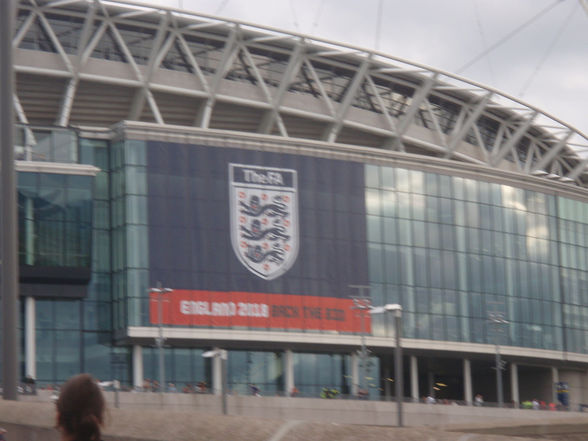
[56,374,105,441]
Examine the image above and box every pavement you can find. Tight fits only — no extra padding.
[4,399,584,441]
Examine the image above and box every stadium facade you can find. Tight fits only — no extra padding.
[8,0,588,406]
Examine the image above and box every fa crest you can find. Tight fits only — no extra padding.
[229,164,299,280]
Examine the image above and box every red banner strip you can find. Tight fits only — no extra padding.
[149,290,370,333]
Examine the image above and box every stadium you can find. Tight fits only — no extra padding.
[9,0,588,408]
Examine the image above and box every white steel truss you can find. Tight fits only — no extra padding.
[12,0,588,187]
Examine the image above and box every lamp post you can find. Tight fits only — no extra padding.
[387,304,403,427]
[370,303,404,427]
[488,311,509,408]
[349,285,371,397]
[372,303,403,427]
[149,282,173,397]
[1,0,19,401]
[203,349,228,415]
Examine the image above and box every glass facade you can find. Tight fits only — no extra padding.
[17,133,588,392]
[143,347,210,391]
[110,139,150,331]
[21,137,129,386]
[18,172,92,268]
[109,140,588,356]
[15,125,78,163]
[227,350,283,396]
[35,299,81,383]
[293,352,352,398]
[364,164,588,353]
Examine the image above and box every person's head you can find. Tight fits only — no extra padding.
[56,374,105,441]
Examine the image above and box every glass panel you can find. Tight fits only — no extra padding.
[55,301,81,330]
[55,330,81,381]
[365,164,380,188]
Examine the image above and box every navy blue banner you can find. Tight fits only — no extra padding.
[146,141,368,299]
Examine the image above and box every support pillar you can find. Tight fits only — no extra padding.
[351,351,359,396]
[284,349,294,396]
[463,358,472,405]
[428,371,435,397]
[383,361,391,400]
[511,362,519,407]
[212,347,223,395]
[410,355,419,402]
[132,345,143,390]
[551,366,559,404]
[25,297,36,379]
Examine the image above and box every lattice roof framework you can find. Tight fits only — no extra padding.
[12,0,588,187]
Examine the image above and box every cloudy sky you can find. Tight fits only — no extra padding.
[140,0,587,138]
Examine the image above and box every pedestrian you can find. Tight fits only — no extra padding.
[474,393,484,406]
[55,373,105,441]
[250,384,261,396]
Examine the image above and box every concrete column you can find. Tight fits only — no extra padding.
[383,361,391,400]
[428,371,435,397]
[25,297,36,379]
[351,351,359,396]
[212,347,223,395]
[132,345,143,390]
[551,366,559,404]
[463,358,472,405]
[25,198,34,264]
[410,355,419,402]
[284,349,294,396]
[511,362,519,407]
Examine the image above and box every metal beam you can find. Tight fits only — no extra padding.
[80,21,108,66]
[444,93,492,159]
[56,1,98,126]
[57,78,78,126]
[365,75,397,132]
[304,59,336,116]
[37,10,73,73]
[392,74,437,150]
[176,32,211,94]
[491,112,537,166]
[532,130,574,172]
[423,98,448,149]
[12,9,36,49]
[238,44,288,136]
[325,57,371,143]
[523,141,540,174]
[395,75,437,136]
[565,156,588,180]
[197,27,240,127]
[129,12,170,122]
[258,40,305,134]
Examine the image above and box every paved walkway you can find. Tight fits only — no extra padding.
[2,399,580,441]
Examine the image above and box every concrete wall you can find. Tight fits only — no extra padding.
[22,390,584,428]
[560,370,588,406]
[4,394,587,441]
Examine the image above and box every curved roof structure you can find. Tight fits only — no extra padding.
[14,0,588,186]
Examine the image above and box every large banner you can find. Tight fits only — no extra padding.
[146,141,368,332]
[149,290,366,332]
